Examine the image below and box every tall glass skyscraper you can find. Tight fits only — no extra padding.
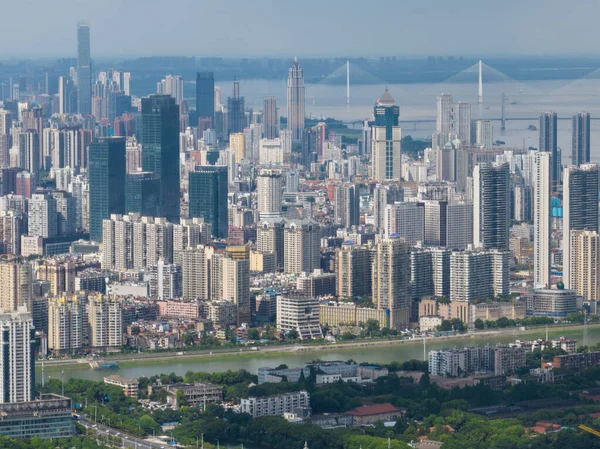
[196,72,215,126]
[125,172,160,217]
[572,112,591,166]
[263,96,278,139]
[287,58,305,142]
[77,22,92,115]
[189,166,228,238]
[89,137,126,241]
[227,79,245,136]
[539,112,559,185]
[473,162,510,251]
[142,94,180,222]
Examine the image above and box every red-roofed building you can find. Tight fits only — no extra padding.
[346,403,404,426]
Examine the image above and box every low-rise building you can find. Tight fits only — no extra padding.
[104,375,139,397]
[159,382,223,408]
[357,365,389,380]
[157,300,200,319]
[0,394,74,439]
[258,366,311,384]
[420,315,443,331]
[319,301,389,329]
[315,373,362,384]
[494,346,526,376]
[554,351,600,371]
[347,403,404,426]
[240,390,310,418]
[277,295,322,339]
[296,270,336,298]
[526,288,578,318]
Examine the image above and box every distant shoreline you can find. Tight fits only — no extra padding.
[39,322,597,371]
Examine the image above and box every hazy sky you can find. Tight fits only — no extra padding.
[4,0,600,58]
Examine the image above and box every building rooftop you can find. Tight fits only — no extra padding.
[376,89,395,106]
[347,403,402,417]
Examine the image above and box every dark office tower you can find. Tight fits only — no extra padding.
[125,172,160,217]
[196,72,215,127]
[539,112,559,185]
[142,94,180,222]
[89,137,126,241]
[473,162,510,251]
[301,127,317,167]
[77,21,92,115]
[227,79,245,136]
[263,96,278,139]
[572,112,591,166]
[189,166,228,239]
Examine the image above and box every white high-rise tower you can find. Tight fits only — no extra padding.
[534,152,552,288]
[287,58,305,142]
[0,307,34,403]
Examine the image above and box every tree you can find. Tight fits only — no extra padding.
[474,319,484,330]
[248,328,260,340]
[176,389,187,407]
[419,372,431,389]
[286,330,299,340]
[365,319,380,334]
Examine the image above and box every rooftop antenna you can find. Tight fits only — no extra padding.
[478,60,483,104]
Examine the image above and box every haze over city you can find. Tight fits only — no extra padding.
[1,3,600,449]
[5,0,600,57]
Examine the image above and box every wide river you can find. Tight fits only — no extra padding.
[195,75,600,164]
[41,325,600,383]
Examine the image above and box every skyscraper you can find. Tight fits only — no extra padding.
[257,169,283,218]
[89,137,126,241]
[0,307,35,403]
[534,152,552,288]
[76,22,91,115]
[569,230,600,302]
[372,236,410,329]
[142,95,180,222]
[434,93,453,148]
[572,112,590,166]
[287,58,305,142]
[474,119,493,149]
[473,162,510,250]
[336,243,372,298]
[373,183,404,232]
[196,72,215,127]
[283,218,320,275]
[334,183,360,228]
[125,171,160,217]
[563,164,600,289]
[372,89,401,182]
[263,96,279,139]
[227,79,245,136]
[539,112,559,186]
[455,101,471,144]
[0,262,32,312]
[222,255,250,324]
[189,166,228,239]
[156,75,184,105]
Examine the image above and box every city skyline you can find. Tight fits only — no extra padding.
[2,1,600,58]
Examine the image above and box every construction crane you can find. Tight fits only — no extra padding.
[579,424,600,438]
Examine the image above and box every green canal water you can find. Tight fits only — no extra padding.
[40,326,600,383]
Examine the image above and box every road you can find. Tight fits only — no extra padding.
[80,416,176,449]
